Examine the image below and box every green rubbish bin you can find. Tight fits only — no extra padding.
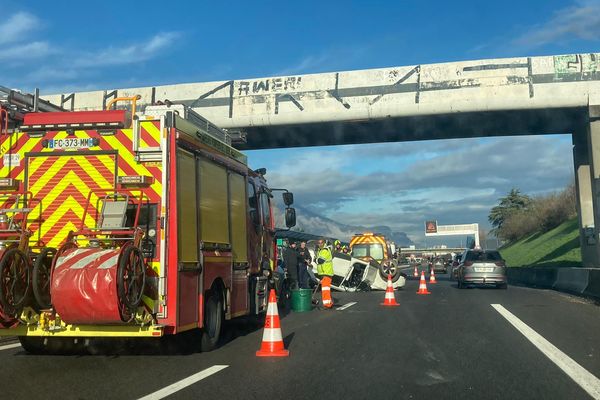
[291,289,313,312]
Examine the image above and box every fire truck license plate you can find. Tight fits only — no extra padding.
[48,138,94,149]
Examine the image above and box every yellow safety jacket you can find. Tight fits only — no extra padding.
[317,247,334,276]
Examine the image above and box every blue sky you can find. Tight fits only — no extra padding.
[1,0,598,245]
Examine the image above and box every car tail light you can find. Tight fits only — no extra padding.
[463,261,473,267]
[495,261,505,267]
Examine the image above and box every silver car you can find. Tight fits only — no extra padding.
[432,258,447,274]
[457,250,507,289]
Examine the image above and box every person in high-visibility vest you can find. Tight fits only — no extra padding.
[334,239,342,254]
[316,239,334,309]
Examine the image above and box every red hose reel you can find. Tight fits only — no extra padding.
[51,244,146,324]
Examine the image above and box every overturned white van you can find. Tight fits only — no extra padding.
[308,245,406,291]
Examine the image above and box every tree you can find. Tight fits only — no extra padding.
[488,189,531,232]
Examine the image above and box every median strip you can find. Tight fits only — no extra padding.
[138,365,229,400]
[492,304,600,399]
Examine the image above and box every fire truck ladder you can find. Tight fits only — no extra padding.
[0,86,65,135]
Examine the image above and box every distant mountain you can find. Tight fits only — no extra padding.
[276,205,414,246]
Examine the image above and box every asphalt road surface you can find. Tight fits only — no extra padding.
[2,270,600,400]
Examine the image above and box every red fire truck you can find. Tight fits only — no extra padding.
[0,93,296,353]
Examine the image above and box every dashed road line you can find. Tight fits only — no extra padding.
[336,302,357,311]
[0,343,21,351]
[492,304,600,400]
[138,365,229,400]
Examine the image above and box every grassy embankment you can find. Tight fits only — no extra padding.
[499,217,582,268]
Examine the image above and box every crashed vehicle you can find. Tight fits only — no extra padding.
[308,236,406,291]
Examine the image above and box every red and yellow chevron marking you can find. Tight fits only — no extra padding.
[139,120,161,148]
[27,153,117,248]
[0,122,164,255]
[0,120,166,319]
[350,235,387,247]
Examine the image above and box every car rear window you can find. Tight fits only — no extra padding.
[465,251,503,261]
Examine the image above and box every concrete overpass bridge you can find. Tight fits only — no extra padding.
[43,53,600,267]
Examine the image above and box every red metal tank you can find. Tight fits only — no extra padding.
[51,247,125,324]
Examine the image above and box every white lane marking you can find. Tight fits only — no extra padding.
[492,304,600,400]
[336,302,357,311]
[138,365,229,400]
[0,343,20,351]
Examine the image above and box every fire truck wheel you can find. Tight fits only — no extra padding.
[19,336,46,354]
[201,289,223,352]
[0,248,31,317]
[117,246,146,314]
[32,247,56,310]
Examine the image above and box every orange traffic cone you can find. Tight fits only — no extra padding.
[381,274,400,306]
[430,268,437,284]
[417,271,431,295]
[256,289,289,357]
[413,265,419,278]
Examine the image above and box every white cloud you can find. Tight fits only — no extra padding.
[0,12,40,45]
[73,32,181,68]
[0,11,182,89]
[274,45,371,76]
[261,135,574,242]
[276,54,332,76]
[0,41,53,61]
[513,1,600,49]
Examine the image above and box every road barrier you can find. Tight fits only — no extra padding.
[507,267,600,299]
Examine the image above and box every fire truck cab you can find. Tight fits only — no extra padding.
[0,94,295,353]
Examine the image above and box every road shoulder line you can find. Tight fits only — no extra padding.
[138,365,229,400]
[491,303,600,400]
[336,302,357,311]
[0,343,21,351]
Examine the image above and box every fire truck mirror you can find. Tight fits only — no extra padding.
[282,192,294,206]
[285,207,296,228]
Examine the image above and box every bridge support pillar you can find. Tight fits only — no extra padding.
[573,104,600,267]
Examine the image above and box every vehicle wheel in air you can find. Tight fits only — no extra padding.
[0,248,31,317]
[200,288,223,352]
[117,246,146,317]
[32,247,56,310]
[378,261,401,282]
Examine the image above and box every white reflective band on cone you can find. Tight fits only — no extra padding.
[261,327,283,342]
[321,286,330,291]
[385,293,394,299]
[266,302,278,316]
[322,299,332,305]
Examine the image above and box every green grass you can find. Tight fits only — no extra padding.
[499,217,582,268]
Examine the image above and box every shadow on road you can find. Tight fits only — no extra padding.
[283,332,295,348]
